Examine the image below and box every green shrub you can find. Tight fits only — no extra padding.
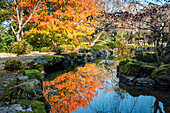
[0,28,15,52]
[40,47,50,52]
[4,60,21,71]
[11,41,33,55]
[24,69,42,80]
[52,46,62,54]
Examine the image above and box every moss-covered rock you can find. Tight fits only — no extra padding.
[28,62,44,72]
[125,62,141,76]
[4,60,21,71]
[119,62,141,76]
[151,65,170,88]
[33,55,65,66]
[17,100,46,113]
[25,86,38,95]
[24,69,42,80]
[139,65,156,77]
[31,101,46,113]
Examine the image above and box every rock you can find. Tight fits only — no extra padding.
[18,79,41,88]
[118,74,135,85]
[17,75,29,84]
[0,104,32,113]
[32,55,65,67]
[139,65,156,77]
[101,60,116,66]
[119,62,141,77]
[135,78,155,85]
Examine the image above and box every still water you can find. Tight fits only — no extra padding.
[43,62,169,113]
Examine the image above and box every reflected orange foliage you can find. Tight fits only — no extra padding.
[43,64,100,113]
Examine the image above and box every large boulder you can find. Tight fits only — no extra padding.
[119,62,141,77]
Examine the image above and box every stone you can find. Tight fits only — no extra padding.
[18,79,41,91]
[17,75,29,84]
[0,104,32,113]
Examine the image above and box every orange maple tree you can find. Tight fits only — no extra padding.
[10,0,102,44]
[43,64,100,113]
[24,0,102,45]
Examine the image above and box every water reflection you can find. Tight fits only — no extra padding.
[43,62,169,113]
[43,64,100,113]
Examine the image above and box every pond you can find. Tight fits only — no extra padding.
[43,62,170,113]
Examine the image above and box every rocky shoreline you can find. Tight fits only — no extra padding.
[117,59,170,90]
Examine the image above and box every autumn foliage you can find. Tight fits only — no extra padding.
[10,0,102,44]
[43,64,100,113]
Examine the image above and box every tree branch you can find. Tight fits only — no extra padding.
[19,0,42,33]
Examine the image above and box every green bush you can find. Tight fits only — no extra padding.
[0,27,15,52]
[4,60,21,71]
[40,47,50,52]
[52,46,62,54]
[11,41,33,55]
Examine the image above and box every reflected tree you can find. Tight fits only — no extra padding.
[43,64,100,113]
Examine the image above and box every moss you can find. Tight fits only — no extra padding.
[53,55,65,60]
[140,65,156,77]
[159,64,170,69]
[124,62,141,76]
[17,101,46,113]
[17,99,33,106]
[31,101,44,109]
[119,58,133,66]
[151,65,170,79]
[25,86,37,95]
[24,69,42,80]
[4,60,21,71]
[44,55,54,63]
[29,62,44,72]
